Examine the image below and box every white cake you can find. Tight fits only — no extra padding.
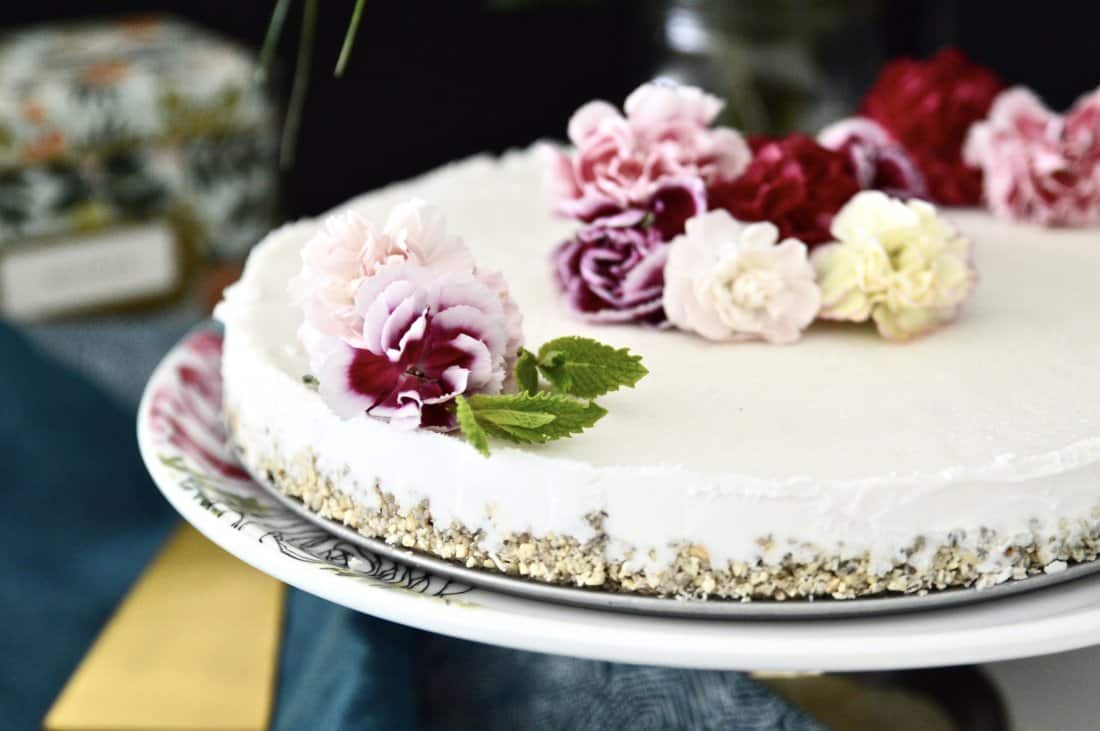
[217,148,1100,600]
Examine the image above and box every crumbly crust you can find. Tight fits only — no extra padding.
[236,432,1100,601]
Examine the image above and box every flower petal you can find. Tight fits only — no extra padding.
[317,341,399,419]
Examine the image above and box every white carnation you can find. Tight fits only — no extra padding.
[663,210,821,344]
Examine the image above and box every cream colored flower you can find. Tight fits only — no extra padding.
[663,210,820,344]
[812,191,975,341]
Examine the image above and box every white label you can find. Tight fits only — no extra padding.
[0,222,180,319]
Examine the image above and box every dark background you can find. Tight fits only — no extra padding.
[4,0,1097,219]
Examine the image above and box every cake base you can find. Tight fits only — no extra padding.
[230,415,1100,602]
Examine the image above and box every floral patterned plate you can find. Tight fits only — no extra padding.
[138,328,1100,671]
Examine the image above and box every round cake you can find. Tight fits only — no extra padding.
[216,148,1100,601]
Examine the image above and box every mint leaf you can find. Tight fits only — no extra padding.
[513,348,539,394]
[472,409,556,428]
[455,395,490,457]
[536,336,648,398]
[466,392,607,444]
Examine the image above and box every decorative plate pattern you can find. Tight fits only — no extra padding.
[139,329,1100,670]
[142,327,476,605]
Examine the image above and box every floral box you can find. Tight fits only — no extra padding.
[0,16,278,319]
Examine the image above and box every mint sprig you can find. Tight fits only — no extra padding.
[456,336,645,456]
[536,336,648,399]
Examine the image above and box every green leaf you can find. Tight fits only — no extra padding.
[536,336,648,398]
[466,392,607,444]
[454,395,490,457]
[513,348,539,394]
[480,422,554,444]
[472,409,556,428]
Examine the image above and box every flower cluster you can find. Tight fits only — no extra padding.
[546,82,858,336]
[546,77,991,344]
[546,52,1100,345]
[831,48,1100,225]
[290,200,522,429]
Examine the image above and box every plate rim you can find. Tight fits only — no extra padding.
[137,326,1100,671]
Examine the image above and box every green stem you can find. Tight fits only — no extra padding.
[257,0,292,82]
[335,0,367,77]
[280,0,318,168]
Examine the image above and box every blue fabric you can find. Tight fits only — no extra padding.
[274,592,418,731]
[0,316,824,731]
[0,323,177,730]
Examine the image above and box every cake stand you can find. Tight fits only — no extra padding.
[138,329,1100,672]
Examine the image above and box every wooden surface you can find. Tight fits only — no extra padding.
[44,523,285,731]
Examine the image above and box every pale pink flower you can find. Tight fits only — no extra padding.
[289,199,477,349]
[663,210,820,344]
[287,210,392,347]
[964,86,1100,226]
[624,82,725,130]
[383,199,475,273]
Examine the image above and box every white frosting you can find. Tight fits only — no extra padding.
[217,148,1100,574]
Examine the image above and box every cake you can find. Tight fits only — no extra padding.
[217,57,1100,601]
[217,144,1100,601]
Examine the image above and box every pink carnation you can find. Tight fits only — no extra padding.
[315,263,512,430]
[289,200,474,349]
[291,201,523,429]
[542,80,751,220]
[964,87,1100,226]
[817,117,927,199]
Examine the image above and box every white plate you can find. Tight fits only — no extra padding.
[138,330,1100,671]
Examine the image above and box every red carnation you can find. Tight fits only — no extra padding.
[708,134,860,246]
[861,47,1005,206]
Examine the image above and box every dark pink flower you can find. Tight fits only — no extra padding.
[315,263,513,430]
[708,134,861,246]
[553,210,671,326]
[817,117,927,199]
[964,87,1100,226]
[565,176,707,242]
[861,48,1004,205]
